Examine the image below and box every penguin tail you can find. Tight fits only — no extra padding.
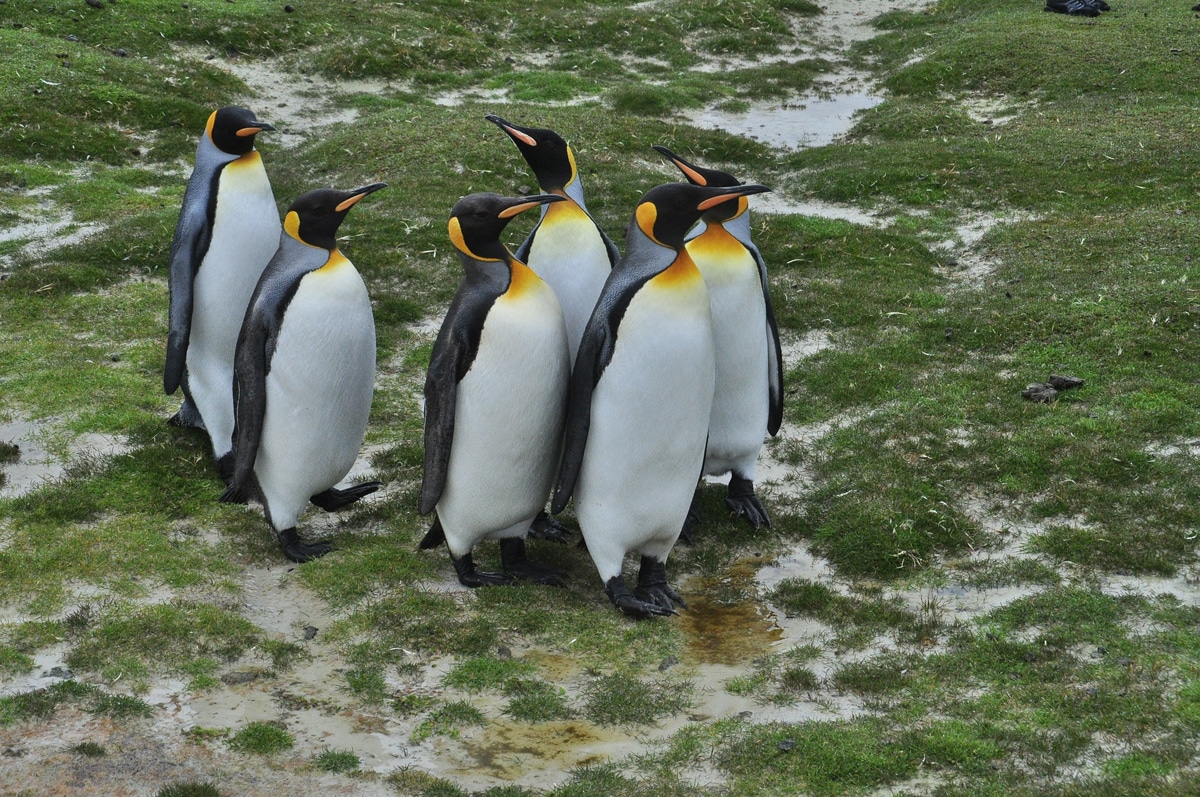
[419,517,446,550]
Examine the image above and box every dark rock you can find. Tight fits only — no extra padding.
[86,0,104,8]
[496,645,512,658]
[3,747,25,758]
[112,47,127,57]
[1022,651,1038,663]
[46,666,72,678]
[284,4,293,10]
[1047,374,1084,391]
[777,738,796,753]
[66,34,80,41]
[303,625,318,640]
[658,655,678,672]
[221,670,260,685]
[1022,383,1058,403]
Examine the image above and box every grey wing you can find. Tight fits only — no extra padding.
[551,318,605,514]
[419,288,494,516]
[418,329,461,516]
[163,182,214,394]
[598,223,620,267]
[750,241,784,436]
[219,290,273,504]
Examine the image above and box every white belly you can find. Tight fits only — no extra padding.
[574,284,714,581]
[188,166,279,458]
[697,252,771,478]
[256,260,375,530]
[525,211,609,368]
[436,288,569,557]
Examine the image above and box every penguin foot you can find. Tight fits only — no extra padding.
[452,552,513,588]
[605,576,675,618]
[527,510,574,544]
[499,538,566,586]
[310,481,383,511]
[678,494,701,546]
[167,398,206,430]
[215,452,235,485]
[635,556,688,612]
[279,528,334,563]
[726,475,771,530]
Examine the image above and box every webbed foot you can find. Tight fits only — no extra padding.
[310,481,382,511]
[452,552,513,588]
[279,528,334,563]
[500,538,566,586]
[635,556,687,612]
[726,475,770,530]
[605,575,675,618]
[216,452,235,484]
[528,510,573,544]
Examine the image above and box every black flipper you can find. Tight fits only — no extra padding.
[164,161,220,396]
[168,392,206,430]
[310,481,382,511]
[528,510,573,543]
[419,516,447,550]
[749,240,785,437]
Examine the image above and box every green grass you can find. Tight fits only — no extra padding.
[226,720,295,755]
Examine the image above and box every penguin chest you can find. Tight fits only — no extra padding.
[687,231,770,465]
[194,155,279,338]
[259,256,376,491]
[576,260,715,537]
[525,201,609,361]
[437,283,569,542]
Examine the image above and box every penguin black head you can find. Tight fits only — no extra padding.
[207,106,275,156]
[284,183,388,251]
[485,115,576,193]
[634,182,771,250]
[653,145,751,224]
[448,192,566,263]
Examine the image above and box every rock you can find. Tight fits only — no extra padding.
[658,655,678,672]
[303,625,318,640]
[1047,374,1084,390]
[1022,383,1058,403]
[86,0,105,8]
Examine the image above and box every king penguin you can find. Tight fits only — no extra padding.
[419,192,572,588]
[164,106,280,481]
[654,146,784,531]
[553,180,771,618]
[484,114,618,365]
[220,183,387,562]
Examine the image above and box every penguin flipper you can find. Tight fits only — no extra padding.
[225,287,273,501]
[419,516,446,550]
[750,241,784,437]
[164,177,215,395]
[310,482,382,511]
[419,289,491,516]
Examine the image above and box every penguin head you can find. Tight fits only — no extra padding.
[485,115,576,193]
[652,145,749,223]
[206,106,275,156]
[283,183,388,251]
[633,182,770,250]
[448,192,566,262]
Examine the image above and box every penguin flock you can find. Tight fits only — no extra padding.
[165,106,779,618]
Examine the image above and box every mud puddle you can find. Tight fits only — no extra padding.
[0,417,129,499]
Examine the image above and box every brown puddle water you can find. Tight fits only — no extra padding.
[455,719,624,782]
[678,563,784,666]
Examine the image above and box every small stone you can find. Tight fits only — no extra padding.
[86,0,104,8]
[221,670,260,685]
[1022,383,1057,403]
[658,655,678,672]
[303,625,318,640]
[1116,657,1133,667]
[112,47,127,57]
[284,3,293,10]
[1047,374,1084,391]
[1022,651,1038,663]
[46,666,71,679]
[108,353,121,362]
[66,34,81,42]
[777,738,796,753]
[3,747,25,758]
[496,645,512,659]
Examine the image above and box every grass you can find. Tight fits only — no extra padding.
[2,0,1200,794]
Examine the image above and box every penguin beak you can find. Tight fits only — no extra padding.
[335,182,389,212]
[236,121,276,137]
[652,145,709,187]
[697,183,770,211]
[486,114,538,147]
[498,194,565,219]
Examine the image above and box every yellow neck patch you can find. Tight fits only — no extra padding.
[504,259,541,300]
[635,201,662,246]
[653,249,703,289]
[204,110,218,142]
[448,217,501,262]
[315,248,349,274]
